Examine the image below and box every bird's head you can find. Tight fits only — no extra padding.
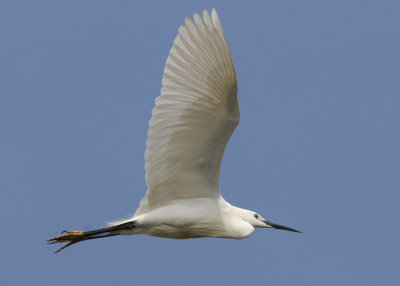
[236,207,301,233]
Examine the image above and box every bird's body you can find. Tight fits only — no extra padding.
[49,8,300,253]
[115,198,254,239]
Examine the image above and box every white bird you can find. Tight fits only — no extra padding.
[49,8,300,253]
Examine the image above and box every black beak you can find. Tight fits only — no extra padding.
[263,220,302,233]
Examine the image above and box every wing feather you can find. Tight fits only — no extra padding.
[135,9,238,216]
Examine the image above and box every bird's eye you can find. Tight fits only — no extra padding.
[254,214,259,219]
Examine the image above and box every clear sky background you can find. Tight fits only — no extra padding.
[1,1,399,285]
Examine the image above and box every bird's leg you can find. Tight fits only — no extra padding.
[48,221,136,253]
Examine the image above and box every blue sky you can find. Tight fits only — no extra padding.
[1,1,399,285]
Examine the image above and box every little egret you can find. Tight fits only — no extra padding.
[49,8,301,253]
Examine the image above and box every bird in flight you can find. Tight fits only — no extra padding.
[48,8,301,253]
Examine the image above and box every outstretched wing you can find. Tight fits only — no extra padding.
[135,9,238,216]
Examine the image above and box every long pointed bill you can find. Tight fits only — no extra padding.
[264,220,302,233]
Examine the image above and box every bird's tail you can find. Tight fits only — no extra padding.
[106,218,133,227]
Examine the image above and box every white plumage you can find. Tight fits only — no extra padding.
[138,8,238,216]
[49,9,300,253]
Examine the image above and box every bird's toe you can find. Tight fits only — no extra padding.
[48,230,86,253]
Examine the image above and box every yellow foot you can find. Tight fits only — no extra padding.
[48,230,86,253]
